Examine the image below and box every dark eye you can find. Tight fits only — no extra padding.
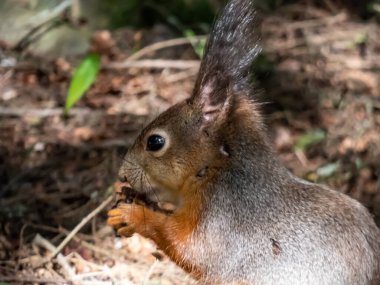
[146,135,165,151]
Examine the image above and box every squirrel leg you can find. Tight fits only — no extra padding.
[107,201,203,279]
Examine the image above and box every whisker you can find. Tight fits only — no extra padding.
[144,172,161,205]
[122,158,139,167]
[124,166,141,171]
[139,172,144,192]
[129,172,139,187]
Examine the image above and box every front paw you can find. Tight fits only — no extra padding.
[107,203,138,237]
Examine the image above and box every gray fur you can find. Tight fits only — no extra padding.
[183,147,380,284]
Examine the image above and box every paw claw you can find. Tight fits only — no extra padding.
[107,203,138,237]
[107,198,153,238]
[107,216,124,226]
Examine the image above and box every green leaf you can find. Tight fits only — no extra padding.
[355,158,363,170]
[65,53,101,113]
[317,162,340,178]
[0,282,11,285]
[354,33,368,45]
[294,129,325,151]
[184,29,206,59]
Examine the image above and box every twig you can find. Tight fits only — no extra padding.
[295,149,308,167]
[59,227,118,259]
[162,68,199,83]
[66,252,103,272]
[127,36,206,61]
[0,107,99,117]
[286,12,346,30]
[0,276,71,284]
[143,260,159,285]
[33,234,76,280]
[72,271,110,280]
[75,138,135,150]
[282,4,329,19]
[14,0,71,51]
[322,0,339,14]
[105,36,204,70]
[0,70,13,87]
[29,0,72,23]
[104,59,200,70]
[50,195,114,259]
[71,0,81,24]
[15,224,28,271]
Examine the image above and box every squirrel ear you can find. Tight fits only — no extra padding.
[190,0,259,125]
[196,79,233,126]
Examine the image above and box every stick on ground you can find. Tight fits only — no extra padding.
[50,194,114,259]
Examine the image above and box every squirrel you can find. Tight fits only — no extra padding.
[107,0,380,284]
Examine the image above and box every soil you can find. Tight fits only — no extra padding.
[1,3,379,285]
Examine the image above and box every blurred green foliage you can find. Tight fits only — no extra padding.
[143,0,215,32]
[184,29,206,58]
[92,0,216,33]
[252,54,275,81]
[294,129,326,151]
[255,0,284,12]
[367,0,380,19]
[81,0,379,36]
[317,162,340,178]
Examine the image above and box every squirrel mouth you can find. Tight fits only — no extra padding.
[118,168,159,192]
[117,172,178,212]
[118,174,147,193]
[114,185,175,215]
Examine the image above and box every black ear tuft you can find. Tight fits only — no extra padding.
[192,0,259,120]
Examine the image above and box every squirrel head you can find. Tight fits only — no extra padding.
[119,0,264,204]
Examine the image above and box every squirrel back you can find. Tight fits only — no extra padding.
[110,0,380,284]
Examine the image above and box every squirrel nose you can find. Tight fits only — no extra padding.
[118,175,128,183]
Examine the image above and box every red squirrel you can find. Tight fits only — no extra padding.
[108,0,380,284]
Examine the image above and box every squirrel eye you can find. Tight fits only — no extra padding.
[146,135,165,151]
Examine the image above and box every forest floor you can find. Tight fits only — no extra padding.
[1,3,380,285]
